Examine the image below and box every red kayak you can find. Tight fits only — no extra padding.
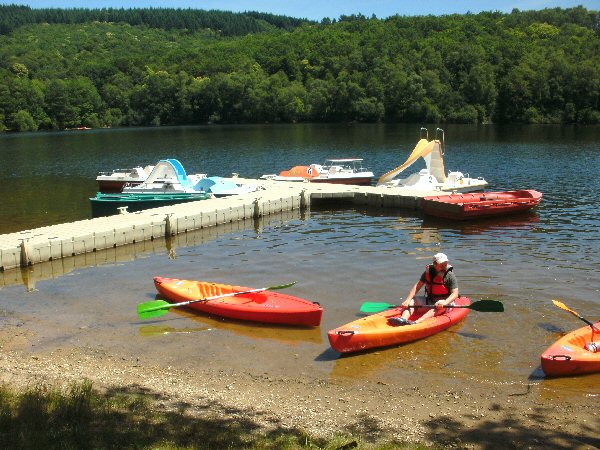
[328,297,471,353]
[153,277,323,326]
[541,322,600,377]
[422,190,542,220]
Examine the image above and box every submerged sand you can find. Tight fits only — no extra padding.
[1,320,598,449]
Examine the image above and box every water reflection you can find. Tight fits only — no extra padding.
[0,210,302,291]
[422,212,541,236]
[142,307,323,346]
[538,374,600,400]
[139,324,213,337]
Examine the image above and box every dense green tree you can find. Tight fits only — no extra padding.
[11,109,37,131]
[0,5,598,131]
[461,64,497,122]
[0,5,311,36]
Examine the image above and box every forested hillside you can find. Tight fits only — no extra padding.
[0,5,310,35]
[0,5,598,131]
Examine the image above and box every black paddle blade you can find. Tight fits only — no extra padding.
[469,300,504,312]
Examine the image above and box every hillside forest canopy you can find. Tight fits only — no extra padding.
[0,5,598,131]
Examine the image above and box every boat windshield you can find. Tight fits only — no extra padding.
[322,159,367,173]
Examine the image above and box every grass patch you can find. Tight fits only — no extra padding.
[0,380,429,449]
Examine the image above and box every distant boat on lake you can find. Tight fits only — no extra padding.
[261,158,374,185]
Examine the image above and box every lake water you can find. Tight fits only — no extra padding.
[0,124,599,396]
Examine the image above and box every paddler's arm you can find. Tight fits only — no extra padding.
[402,280,425,307]
[434,288,459,308]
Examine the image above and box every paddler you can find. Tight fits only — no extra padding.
[389,252,459,325]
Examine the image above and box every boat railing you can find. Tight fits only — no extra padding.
[97,168,134,176]
[435,128,445,155]
[357,164,371,172]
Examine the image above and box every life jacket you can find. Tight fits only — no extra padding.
[424,264,452,300]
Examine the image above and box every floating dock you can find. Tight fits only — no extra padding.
[0,177,440,272]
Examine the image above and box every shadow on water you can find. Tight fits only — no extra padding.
[537,322,567,334]
[528,366,547,381]
[314,347,340,362]
[445,329,488,340]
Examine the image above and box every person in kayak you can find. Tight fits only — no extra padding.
[389,252,459,326]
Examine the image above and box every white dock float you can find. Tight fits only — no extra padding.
[0,178,438,271]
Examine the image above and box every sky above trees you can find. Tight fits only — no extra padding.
[0,0,597,21]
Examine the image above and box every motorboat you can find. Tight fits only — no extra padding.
[90,159,258,217]
[377,128,487,193]
[422,190,543,220]
[261,158,374,186]
[96,165,155,192]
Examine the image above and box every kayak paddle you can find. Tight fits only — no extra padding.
[359,299,504,314]
[552,300,600,332]
[137,281,297,320]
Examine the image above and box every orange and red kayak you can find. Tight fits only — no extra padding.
[328,297,471,353]
[541,322,600,377]
[153,277,323,326]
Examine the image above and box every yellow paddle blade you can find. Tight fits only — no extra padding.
[552,299,600,331]
[552,299,580,317]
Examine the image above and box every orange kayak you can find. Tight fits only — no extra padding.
[541,322,600,377]
[153,277,323,326]
[328,297,471,353]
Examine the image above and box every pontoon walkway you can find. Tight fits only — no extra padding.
[0,178,444,271]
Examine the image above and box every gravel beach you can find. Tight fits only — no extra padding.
[1,322,598,449]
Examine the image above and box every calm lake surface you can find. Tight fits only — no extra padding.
[1,124,599,395]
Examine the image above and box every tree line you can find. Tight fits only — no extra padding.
[0,5,310,35]
[0,5,598,132]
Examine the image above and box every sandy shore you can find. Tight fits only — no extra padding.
[1,324,598,450]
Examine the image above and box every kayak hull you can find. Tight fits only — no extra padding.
[328,297,471,353]
[541,322,600,377]
[422,190,542,220]
[153,277,323,327]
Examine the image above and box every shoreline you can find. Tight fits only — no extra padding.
[1,327,598,449]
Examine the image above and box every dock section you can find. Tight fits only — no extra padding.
[0,178,439,271]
